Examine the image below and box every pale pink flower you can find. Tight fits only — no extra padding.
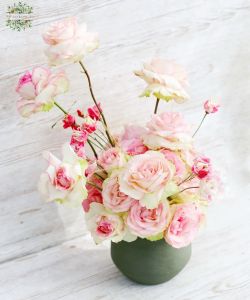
[119,125,148,155]
[43,17,99,65]
[144,112,192,150]
[204,100,220,114]
[134,58,189,103]
[199,171,222,202]
[98,147,124,172]
[192,156,211,179]
[119,151,175,208]
[16,67,69,117]
[102,176,135,212]
[164,203,203,248]
[126,200,170,238]
[160,149,186,180]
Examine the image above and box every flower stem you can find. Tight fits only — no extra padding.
[54,101,68,115]
[79,61,115,147]
[154,98,160,114]
[192,113,208,138]
[87,139,98,159]
[87,181,102,191]
[178,186,199,194]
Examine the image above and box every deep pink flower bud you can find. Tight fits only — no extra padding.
[204,100,220,114]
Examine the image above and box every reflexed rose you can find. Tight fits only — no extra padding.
[204,100,220,114]
[119,125,148,155]
[134,58,189,103]
[192,156,211,179]
[102,175,135,212]
[16,67,69,117]
[38,144,88,205]
[126,200,170,238]
[119,151,175,208]
[164,203,203,248]
[43,17,99,65]
[144,112,192,150]
[98,147,124,172]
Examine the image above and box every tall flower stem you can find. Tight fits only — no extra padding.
[54,101,68,115]
[192,113,208,138]
[87,140,98,158]
[154,98,160,114]
[79,61,114,147]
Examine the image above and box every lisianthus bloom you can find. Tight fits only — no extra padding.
[98,147,125,172]
[87,103,102,121]
[38,144,88,205]
[119,151,175,208]
[126,200,170,238]
[102,175,135,212]
[192,156,211,179]
[43,17,99,65]
[85,203,136,243]
[143,112,192,150]
[204,100,220,114]
[16,67,69,117]
[82,177,103,212]
[63,114,77,129]
[119,125,148,155]
[134,58,189,103]
[164,203,203,248]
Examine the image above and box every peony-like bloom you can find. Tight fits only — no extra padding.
[143,112,192,150]
[126,200,170,238]
[38,144,88,205]
[134,58,189,103]
[192,156,211,179]
[161,149,186,180]
[119,151,175,208]
[164,203,203,248]
[119,125,148,155]
[85,203,136,243]
[43,17,99,65]
[102,175,135,212]
[16,67,69,117]
[98,147,124,172]
[204,100,220,114]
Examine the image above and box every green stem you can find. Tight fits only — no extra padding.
[54,101,68,115]
[192,113,208,138]
[178,186,199,194]
[154,98,160,114]
[87,140,98,159]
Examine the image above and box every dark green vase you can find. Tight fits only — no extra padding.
[111,238,191,285]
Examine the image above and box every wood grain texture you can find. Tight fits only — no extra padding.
[0,0,250,299]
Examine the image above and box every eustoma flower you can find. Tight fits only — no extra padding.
[164,203,204,248]
[134,58,189,103]
[126,200,170,238]
[43,17,99,65]
[16,67,69,117]
[119,151,175,208]
[38,144,88,205]
[143,112,192,150]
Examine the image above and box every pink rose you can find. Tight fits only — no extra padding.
[119,125,148,155]
[16,67,69,117]
[192,156,211,179]
[102,176,135,212]
[204,100,220,114]
[161,149,186,179]
[98,147,124,172]
[119,151,174,208]
[126,200,170,238]
[144,112,191,150]
[134,58,189,103]
[43,17,99,65]
[164,203,203,248]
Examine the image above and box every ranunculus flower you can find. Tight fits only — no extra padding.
[143,112,192,150]
[134,58,189,103]
[192,156,211,179]
[43,17,99,65]
[38,144,88,205]
[119,125,148,155]
[164,203,203,248]
[16,67,69,117]
[126,200,170,238]
[85,203,136,243]
[102,175,135,212]
[119,151,175,208]
[161,149,186,180]
[98,147,124,172]
[204,100,220,114]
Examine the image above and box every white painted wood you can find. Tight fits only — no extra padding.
[0,0,250,299]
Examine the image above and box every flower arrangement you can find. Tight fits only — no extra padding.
[16,17,221,249]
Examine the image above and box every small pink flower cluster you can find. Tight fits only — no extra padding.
[16,17,222,249]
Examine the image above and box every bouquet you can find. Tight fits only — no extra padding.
[16,17,221,249]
